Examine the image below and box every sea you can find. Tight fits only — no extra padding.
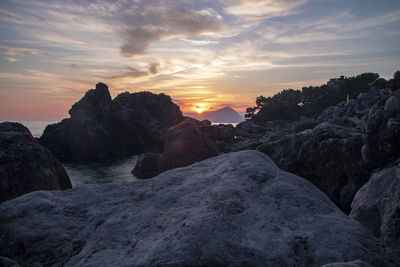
[15,121,237,187]
[14,121,139,187]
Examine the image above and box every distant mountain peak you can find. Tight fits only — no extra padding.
[185,106,244,123]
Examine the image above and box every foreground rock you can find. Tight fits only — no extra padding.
[350,165,400,252]
[40,83,184,162]
[0,122,71,203]
[0,151,398,266]
[134,118,235,178]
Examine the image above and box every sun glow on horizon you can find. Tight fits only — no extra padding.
[194,103,209,114]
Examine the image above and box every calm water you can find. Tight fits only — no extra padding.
[63,156,138,187]
[17,121,139,187]
[16,121,235,187]
[11,121,57,138]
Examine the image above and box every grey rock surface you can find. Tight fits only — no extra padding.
[361,94,400,168]
[0,151,398,266]
[350,165,400,252]
[0,122,72,203]
[39,83,184,162]
[322,259,373,267]
[257,122,369,213]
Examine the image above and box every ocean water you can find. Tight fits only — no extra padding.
[63,156,138,187]
[17,121,139,187]
[9,121,57,138]
[17,121,235,187]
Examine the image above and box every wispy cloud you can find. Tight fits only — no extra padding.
[224,0,308,20]
[107,63,160,79]
[0,0,399,120]
[5,57,19,63]
[0,47,38,56]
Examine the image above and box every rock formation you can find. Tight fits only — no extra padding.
[40,83,184,162]
[0,151,398,266]
[350,165,400,253]
[0,122,72,203]
[234,88,399,213]
[257,122,369,213]
[361,94,400,169]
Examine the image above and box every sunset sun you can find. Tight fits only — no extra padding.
[194,103,208,114]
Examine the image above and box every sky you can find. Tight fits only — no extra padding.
[0,0,399,120]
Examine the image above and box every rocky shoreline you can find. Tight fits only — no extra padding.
[1,82,399,266]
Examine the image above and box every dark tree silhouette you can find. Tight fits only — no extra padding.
[245,71,395,122]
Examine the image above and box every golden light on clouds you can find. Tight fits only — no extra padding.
[0,0,398,121]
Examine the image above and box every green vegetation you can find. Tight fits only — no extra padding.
[246,71,400,122]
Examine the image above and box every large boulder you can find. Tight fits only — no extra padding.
[350,165,400,252]
[258,123,369,213]
[0,122,72,203]
[39,83,184,162]
[134,118,235,178]
[0,151,398,266]
[158,118,219,172]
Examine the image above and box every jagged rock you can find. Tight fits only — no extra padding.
[69,82,112,123]
[361,93,400,168]
[40,83,184,162]
[350,165,400,252]
[232,120,294,151]
[258,123,369,213]
[0,122,72,203]
[131,152,160,179]
[0,151,398,266]
[293,117,317,133]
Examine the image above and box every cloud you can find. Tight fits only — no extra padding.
[181,38,219,45]
[70,63,80,69]
[224,0,308,20]
[0,47,38,56]
[148,63,160,74]
[108,63,160,79]
[116,4,222,56]
[5,57,19,63]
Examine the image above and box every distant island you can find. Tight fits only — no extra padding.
[185,106,244,123]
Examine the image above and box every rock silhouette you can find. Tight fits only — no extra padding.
[40,83,184,162]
